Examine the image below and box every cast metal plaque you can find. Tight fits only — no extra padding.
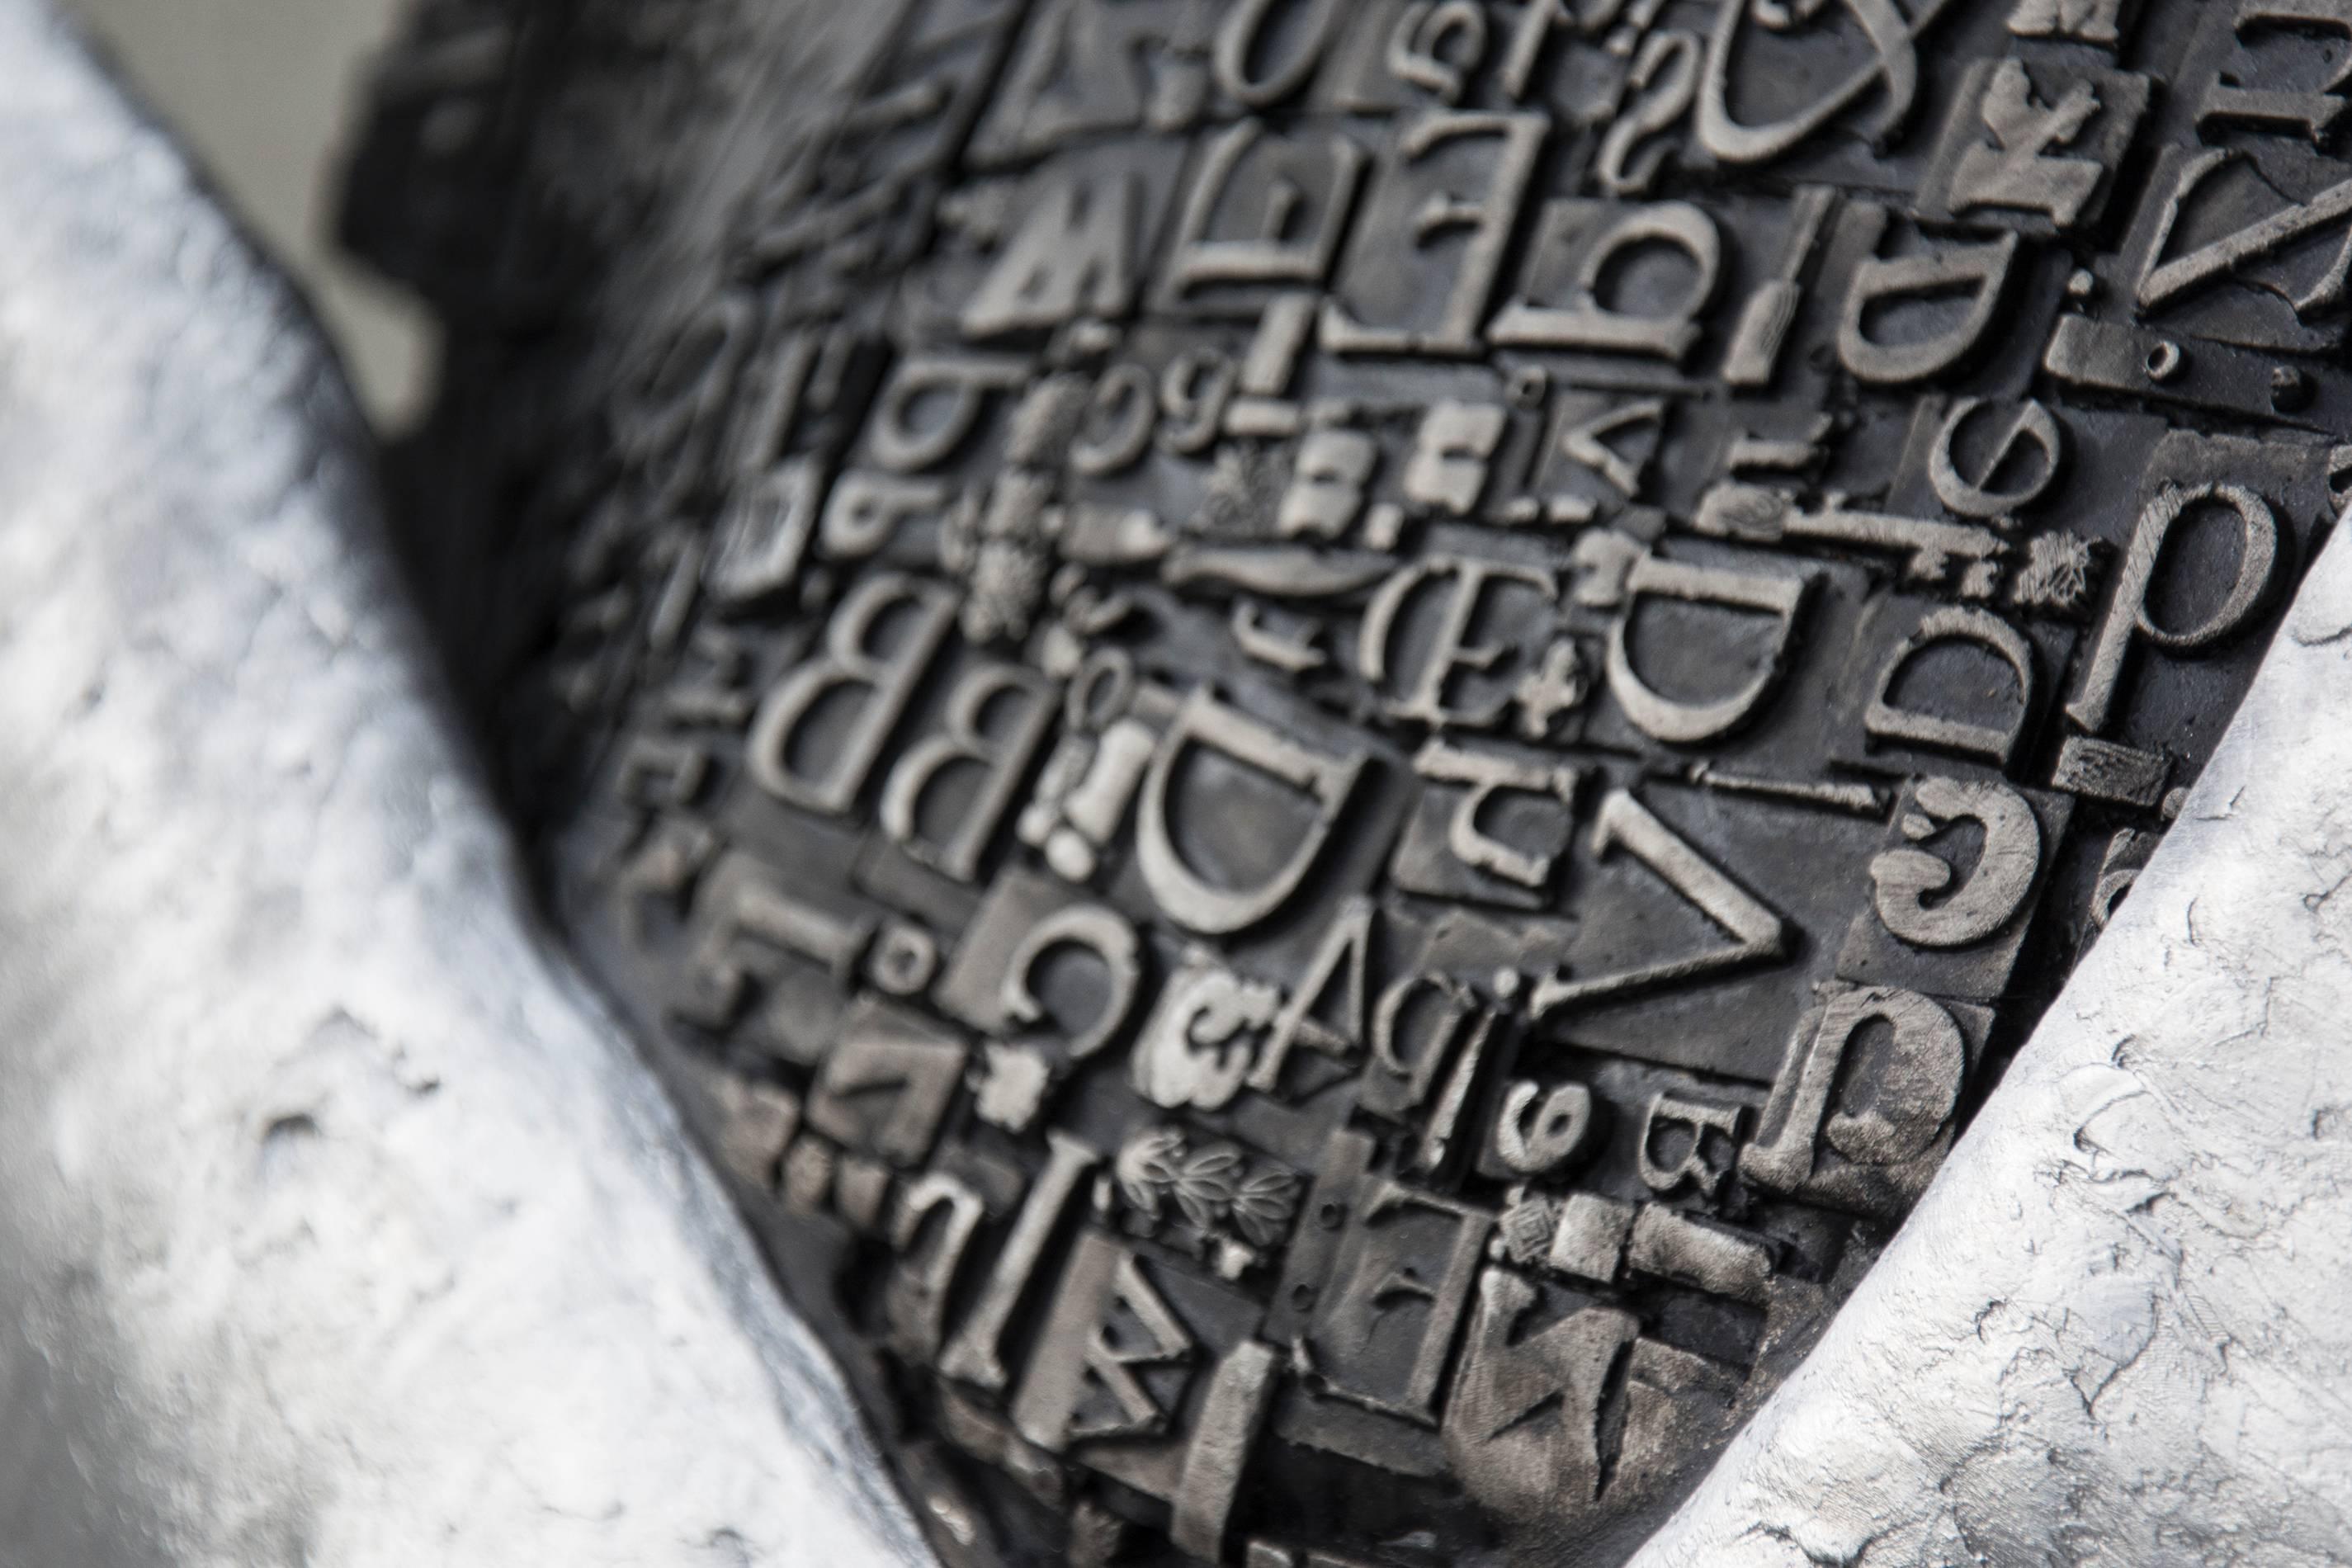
[529,2,2352,1561]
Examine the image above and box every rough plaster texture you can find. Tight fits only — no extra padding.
[0,4,936,1564]
[1627,536,2352,1562]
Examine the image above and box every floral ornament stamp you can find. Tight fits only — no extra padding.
[1108,1126,1302,1281]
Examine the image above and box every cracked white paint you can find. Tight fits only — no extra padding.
[0,5,937,1564]
[1630,528,2352,1561]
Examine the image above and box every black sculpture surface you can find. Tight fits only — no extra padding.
[342,2,2352,1563]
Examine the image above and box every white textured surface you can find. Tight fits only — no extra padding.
[1629,533,2352,1561]
[0,5,933,1564]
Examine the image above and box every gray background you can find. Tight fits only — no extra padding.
[64,0,434,430]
